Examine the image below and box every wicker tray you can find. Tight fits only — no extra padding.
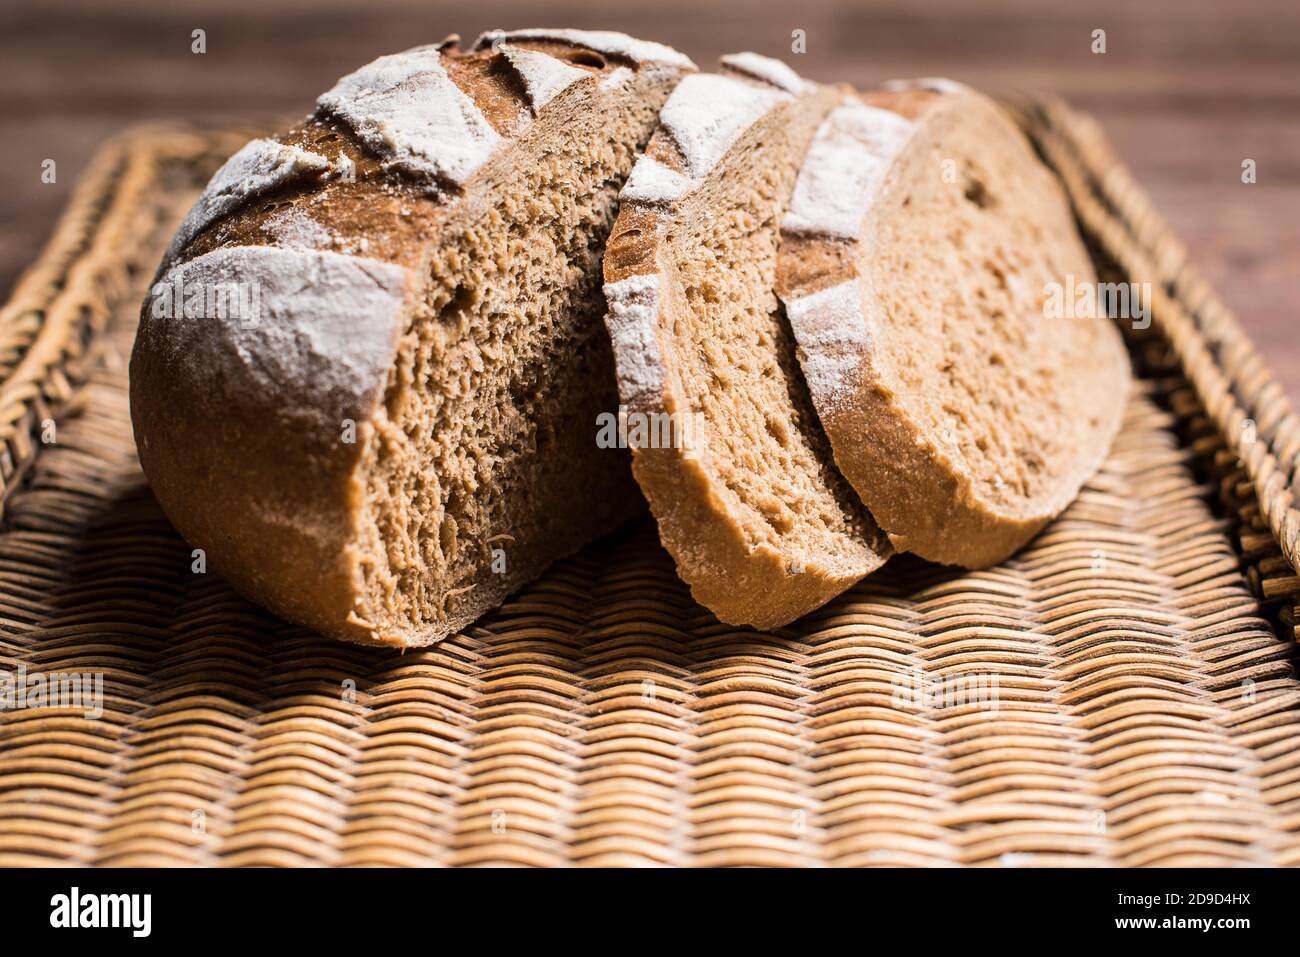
[1,100,1298,867]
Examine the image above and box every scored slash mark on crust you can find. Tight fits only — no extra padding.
[158,138,338,275]
[495,44,590,113]
[474,28,696,72]
[651,73,789,182]
[615,58,811,208]
[316,45,503,190]
[312,29,696,195]
[881,76,970,95]
[717,51,816,96]
[174,32,694,265]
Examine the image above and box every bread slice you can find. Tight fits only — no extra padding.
[130,30,694,647]
[776,79,1130,567]
[602,58,890,630]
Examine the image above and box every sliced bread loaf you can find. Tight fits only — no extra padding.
[603,59,891,630]
[776,79,1130,567]
[130,30,694,646]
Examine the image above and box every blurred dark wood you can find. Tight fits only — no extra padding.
[3,0,1296,401]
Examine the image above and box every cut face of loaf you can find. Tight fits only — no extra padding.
[129,30,694,646]
[603,57,891,630]
[777,80,1130,567]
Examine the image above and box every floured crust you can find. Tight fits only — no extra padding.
[157,140,343,275]
[315,45,503,190]
[473,28,696,71]
[604,59,889,629]
[776,81,1130,567]
[131,31,693,645]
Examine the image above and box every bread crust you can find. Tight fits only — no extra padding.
[777,82,1130,568]
[131,31,693,645]
[604,63,889,629]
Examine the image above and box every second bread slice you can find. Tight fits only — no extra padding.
[603,58,891,629]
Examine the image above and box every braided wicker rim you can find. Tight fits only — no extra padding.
[0,127,261,517]
[1016,98,1300,595]
[0,105,1297,867]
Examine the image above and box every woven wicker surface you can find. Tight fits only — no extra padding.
[1,105,1299,867]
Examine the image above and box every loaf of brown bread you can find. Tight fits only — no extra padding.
[603,59,891,630]
[776,79,1129,567]
[130,30,694,646]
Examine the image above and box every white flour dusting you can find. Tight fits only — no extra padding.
[620,156,693,204]
[600,66,635,91]
[475,28,695,70]
[162,138,333,271]
[603,272,667,406]
[500,44,590,112]
[719,52,815,95]
[316,45,500,189]
[656,73,788,180]
[781,279,868,410]
[782,98,915,239]
[263,207,335,249]
[150,246,409,425]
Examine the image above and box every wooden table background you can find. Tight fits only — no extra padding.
[2,0,1295,402]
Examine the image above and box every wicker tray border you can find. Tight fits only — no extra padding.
[1014,99,1300,607]
[0,128,258,517]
